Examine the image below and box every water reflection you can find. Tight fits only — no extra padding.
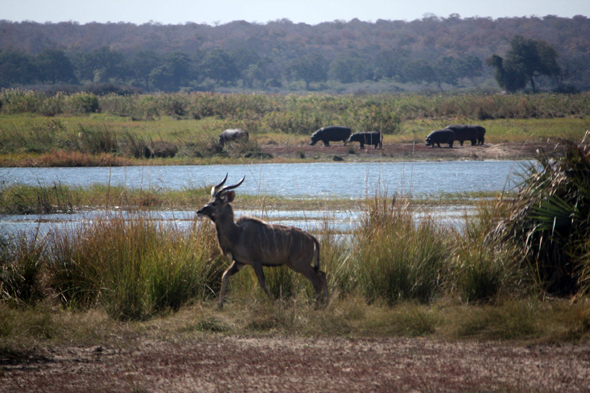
[0,205,475,239]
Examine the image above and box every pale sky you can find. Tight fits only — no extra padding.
[2,0,589,25]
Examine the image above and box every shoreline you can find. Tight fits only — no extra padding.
[0,141,559,167]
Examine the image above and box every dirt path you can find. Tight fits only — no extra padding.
[3,336,590,392]
[263,140,563,162]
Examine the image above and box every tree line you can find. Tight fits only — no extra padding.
[0,45,485,92]
[0,15,587,93]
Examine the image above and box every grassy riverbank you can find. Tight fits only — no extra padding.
[1,91,589,166]
[1,194,589,346]
[0,179,505,215]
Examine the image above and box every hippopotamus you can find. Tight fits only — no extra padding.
[309,126,351,147]
[475,126,486,145]
[426,129,455,148]
[347,132,383,149]
[219,129,249,146]
[444,125,486,146]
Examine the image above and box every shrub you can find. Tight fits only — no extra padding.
[39,93,65,116]
[65,92,99,114]
[76,125,118,154]
[0,89,45,113]
[344,105,401,134]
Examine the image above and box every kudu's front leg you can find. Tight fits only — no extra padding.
[252,263,273,300]
[219,260,244,308]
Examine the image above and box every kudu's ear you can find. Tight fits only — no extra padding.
[226,191,236,202]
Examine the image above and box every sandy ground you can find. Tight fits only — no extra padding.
[2,336,590,392]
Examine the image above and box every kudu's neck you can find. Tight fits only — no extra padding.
[214,203,240,251]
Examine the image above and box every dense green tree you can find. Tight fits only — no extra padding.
[328,52,369,84]
[487,35,561,92]
[0,50,36,87]
[374,49,409,80]
[231,48,260,71]
[230,48,267,88]
[130,50,161,92]
[35,49,78,84]
[287,52,328,90]
[0,17,588,92]
[432,56,460,90]
[199,49,239,86]
[486,54,526,92]
[400,59,436,85]
[560,52,590,90]
[455,55,483,81]
[75,46,128,83]
[252,57,282,88]
[235,52,283,89]
[430,55,483,91]
[150,51,193,91]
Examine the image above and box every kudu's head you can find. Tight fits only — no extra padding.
[197,174,245,222]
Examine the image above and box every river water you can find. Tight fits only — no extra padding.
[0,161,529,237]
[1,160,528,198]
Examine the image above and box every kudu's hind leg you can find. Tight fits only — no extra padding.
[219,260,244,308]
[313,269,329,305]
[292,264,329,305]
[316,269,329,304]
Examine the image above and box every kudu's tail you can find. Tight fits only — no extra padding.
[312,236,321,272]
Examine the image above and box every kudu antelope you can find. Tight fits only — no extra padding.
[197,174,329,307]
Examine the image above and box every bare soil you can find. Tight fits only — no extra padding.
[263,140,564,162]
[2,336,590,392]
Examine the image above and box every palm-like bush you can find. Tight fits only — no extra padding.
[493,140,590,295]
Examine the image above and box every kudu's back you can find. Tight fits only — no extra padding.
[235,217,319,268]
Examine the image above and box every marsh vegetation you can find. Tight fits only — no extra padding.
[0,90,589,166]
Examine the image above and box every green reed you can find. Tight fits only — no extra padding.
[44,215,222,320]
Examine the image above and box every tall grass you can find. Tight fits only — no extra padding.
[3,89,590,127]
[0,231,45,307]
[0,182,79,214]
[0,198,460,317]
[451,200,518,303]
[45,215,222,320]
[353,197,449,304]
[0,117,121,156]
